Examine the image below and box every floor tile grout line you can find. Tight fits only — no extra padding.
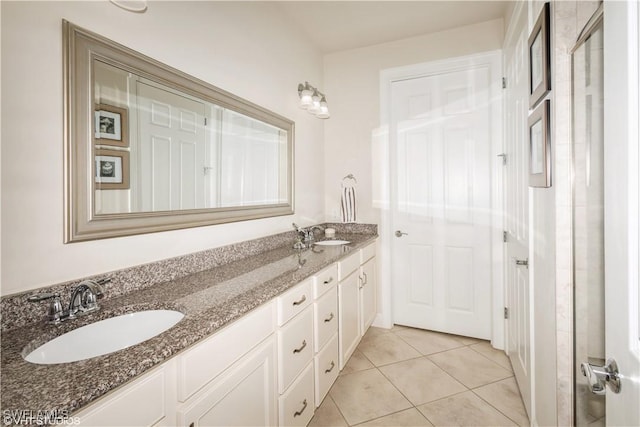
[332,327,527,427]
[467,343,515,372]
[326,393,351,427]
[385,330,469,359]
[471,386,527,426]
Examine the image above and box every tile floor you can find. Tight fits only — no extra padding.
[309,325,530,427]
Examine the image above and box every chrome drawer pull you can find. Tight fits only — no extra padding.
[324,312,334,323]
[325,361,336,374]
[323,277,334,284]
[292,295,307,306]
[293,340,307,354]
[293,399,308,417]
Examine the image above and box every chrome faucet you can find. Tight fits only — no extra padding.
[292,223,325,248]
[28,278,110,324]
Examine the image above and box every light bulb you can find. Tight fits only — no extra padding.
[316,97,330,119]
[298,83,313,109]
[308,90,321,114]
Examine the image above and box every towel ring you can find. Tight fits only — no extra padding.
[342,174,357,188]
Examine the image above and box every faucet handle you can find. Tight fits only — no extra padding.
[27,293,64,324]
[27,292,60,303]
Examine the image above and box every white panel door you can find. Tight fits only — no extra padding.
[503,6,532,417]
[603,2,640,425]
[391,60,494,339]
[137,81,206,211]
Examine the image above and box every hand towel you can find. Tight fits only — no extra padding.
[341,186,357,223]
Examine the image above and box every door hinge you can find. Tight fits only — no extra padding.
[502,77,507,89]
[504,307,509,319]
[503,231,508,243]
[204,117,207,126]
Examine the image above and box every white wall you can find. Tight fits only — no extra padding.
[322,19,504,224]
[0,1,325,296]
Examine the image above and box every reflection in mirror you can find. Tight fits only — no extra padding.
[64,21,294,242]
[94,61,289,215]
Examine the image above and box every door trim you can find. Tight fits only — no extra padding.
[378,50,504,349]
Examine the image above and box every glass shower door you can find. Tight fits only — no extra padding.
[572,10,605,427]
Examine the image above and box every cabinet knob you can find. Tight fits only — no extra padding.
[323,277,334,285]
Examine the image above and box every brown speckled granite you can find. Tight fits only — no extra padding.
[0,230,300,332]
[0,228,376,417]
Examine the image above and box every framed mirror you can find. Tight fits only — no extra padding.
[63,21,294,242]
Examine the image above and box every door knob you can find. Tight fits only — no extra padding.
[395,230,408,238]
[581,358,621,394]
[514,258,528,268]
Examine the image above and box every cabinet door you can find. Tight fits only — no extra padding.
[178,337,277,427]
[338,272,360,370]
[76,360,176,427]
[360,257,377,335]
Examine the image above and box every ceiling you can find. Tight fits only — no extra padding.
[276,1,511,54]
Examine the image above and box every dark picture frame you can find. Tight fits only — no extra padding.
[528,2,551,108]
[94,103,129,148]
[95,148,130,190]
[528,100,551,188]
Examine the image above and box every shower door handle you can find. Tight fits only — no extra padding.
[581,358,621,395]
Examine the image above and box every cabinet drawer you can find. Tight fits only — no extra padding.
[313,264,338,299]
[178,301,275,402]
[360,241,376,264]
[277,279,313,326]
[314,286,338,353]
[278,363,315,427]
[278,305,314,393]
[314,334,339,408]
[338,251,360,281]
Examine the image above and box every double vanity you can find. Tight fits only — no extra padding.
[0,226,377,426]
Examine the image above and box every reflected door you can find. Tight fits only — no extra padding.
[137,81,207,211]
[391,61,493,339]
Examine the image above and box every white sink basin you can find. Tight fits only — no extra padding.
[314,240,350,246]
[25,310,184,365]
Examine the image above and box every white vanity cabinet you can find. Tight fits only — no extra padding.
[276,278,315,426]
[72,239,377,427]
[177,302,278,427]
[178,337,277,427]
[74,359,178,427]
[359,247,377,334]
[338,241,377,370]
[311,264,339,407]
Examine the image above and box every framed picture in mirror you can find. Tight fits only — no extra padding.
[95,103,129,147]
[528,2,550,108]
[528,100,551,188]
[95,148,130,190]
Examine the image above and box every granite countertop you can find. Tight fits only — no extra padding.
[0,233,376,415]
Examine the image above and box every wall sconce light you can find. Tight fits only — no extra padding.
[298,82,330,119]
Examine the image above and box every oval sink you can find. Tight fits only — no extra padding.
[24,310,184,365]
[314,240,350,246]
